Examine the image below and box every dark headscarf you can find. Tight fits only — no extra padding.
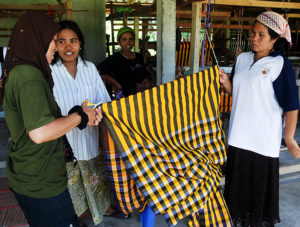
[0,13,60,103]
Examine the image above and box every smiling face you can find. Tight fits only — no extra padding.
[118,32,134,53]
[46,34,57,64]
[251,21,277,56]
[56,28,81,65]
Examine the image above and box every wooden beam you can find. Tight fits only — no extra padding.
[0,10,58,18]
[176,11,255,21]
[0,28,13,31]
[286,14,300,19]
[212,16,254,22]
[177,10,231,17]
[106,4,156,20]
[0,4,65,11]
[203,0,300,9]
[178,23,253,30]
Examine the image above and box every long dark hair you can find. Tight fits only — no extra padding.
[52,20,86,64]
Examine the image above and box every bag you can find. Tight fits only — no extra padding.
[63,135,77,163]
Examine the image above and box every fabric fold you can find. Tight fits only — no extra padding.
[102,66,232,226]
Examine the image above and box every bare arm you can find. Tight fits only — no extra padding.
[28,104,103,144]
[219,68,232,95]
[284,110,300,159]
[101,74,122,92]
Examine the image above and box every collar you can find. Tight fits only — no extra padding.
[270,50,282,57]
[251,50,282,59]
[56,56,86,67]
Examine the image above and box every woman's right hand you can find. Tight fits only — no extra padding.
[82,102,103,126]
[219,67,232,95]
[114,82,122,92]
[219,68,229,85]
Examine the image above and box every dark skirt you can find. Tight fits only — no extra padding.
[224,146,280,227]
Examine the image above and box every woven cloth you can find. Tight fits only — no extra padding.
[102,66,232,226]
[101,124,144,214]
[256,11,292,44]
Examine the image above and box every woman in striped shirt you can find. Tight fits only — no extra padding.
[50,20,124,226]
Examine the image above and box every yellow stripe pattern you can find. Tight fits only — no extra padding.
[102,66,232,226]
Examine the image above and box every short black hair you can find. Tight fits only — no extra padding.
[52,20,86,64]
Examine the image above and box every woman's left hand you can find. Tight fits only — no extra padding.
[285,137,300,159]
[94,106,103,125]
[82,102,103,126]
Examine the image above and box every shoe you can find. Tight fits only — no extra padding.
[103,209,131,219]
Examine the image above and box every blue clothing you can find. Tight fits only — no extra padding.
[13,189,80,227]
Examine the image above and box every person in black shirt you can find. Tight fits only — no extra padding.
[98,26,153,98]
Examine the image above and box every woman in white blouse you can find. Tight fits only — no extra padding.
[51,20,118,226]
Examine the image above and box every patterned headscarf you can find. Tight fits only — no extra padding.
[256,11,292,45]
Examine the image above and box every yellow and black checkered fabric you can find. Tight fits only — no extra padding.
[102,66,232,226]
[101,125,144,214]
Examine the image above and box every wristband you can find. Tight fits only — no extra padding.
[68,105,89,130]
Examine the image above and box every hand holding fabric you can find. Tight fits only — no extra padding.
[219,67,232,95]
[82,101,102,126]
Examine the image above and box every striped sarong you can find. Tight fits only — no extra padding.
[102,65,232,226]
[101,124,144,214]
[220,86,232,113]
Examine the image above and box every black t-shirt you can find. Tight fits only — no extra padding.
[98,52,149,97]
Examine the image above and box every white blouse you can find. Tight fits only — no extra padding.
[51,57,111,160]
[228,52,284,157]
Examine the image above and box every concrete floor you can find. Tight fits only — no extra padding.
[0,115,300,227]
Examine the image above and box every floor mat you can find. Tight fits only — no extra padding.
[0,177,28,227]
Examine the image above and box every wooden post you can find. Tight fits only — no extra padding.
[190,2,202,74]
[123,12,128,27]
[65,0,72,20]
[110,2,115,53]
[142,19,149,40]
[226,20,230,49]
[134,16,140,52]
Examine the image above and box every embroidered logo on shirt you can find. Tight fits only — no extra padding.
[261,68,270,78]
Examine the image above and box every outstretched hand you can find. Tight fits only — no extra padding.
[219,67,229,85]
[81,101,103,126]
[218,67,232,95]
